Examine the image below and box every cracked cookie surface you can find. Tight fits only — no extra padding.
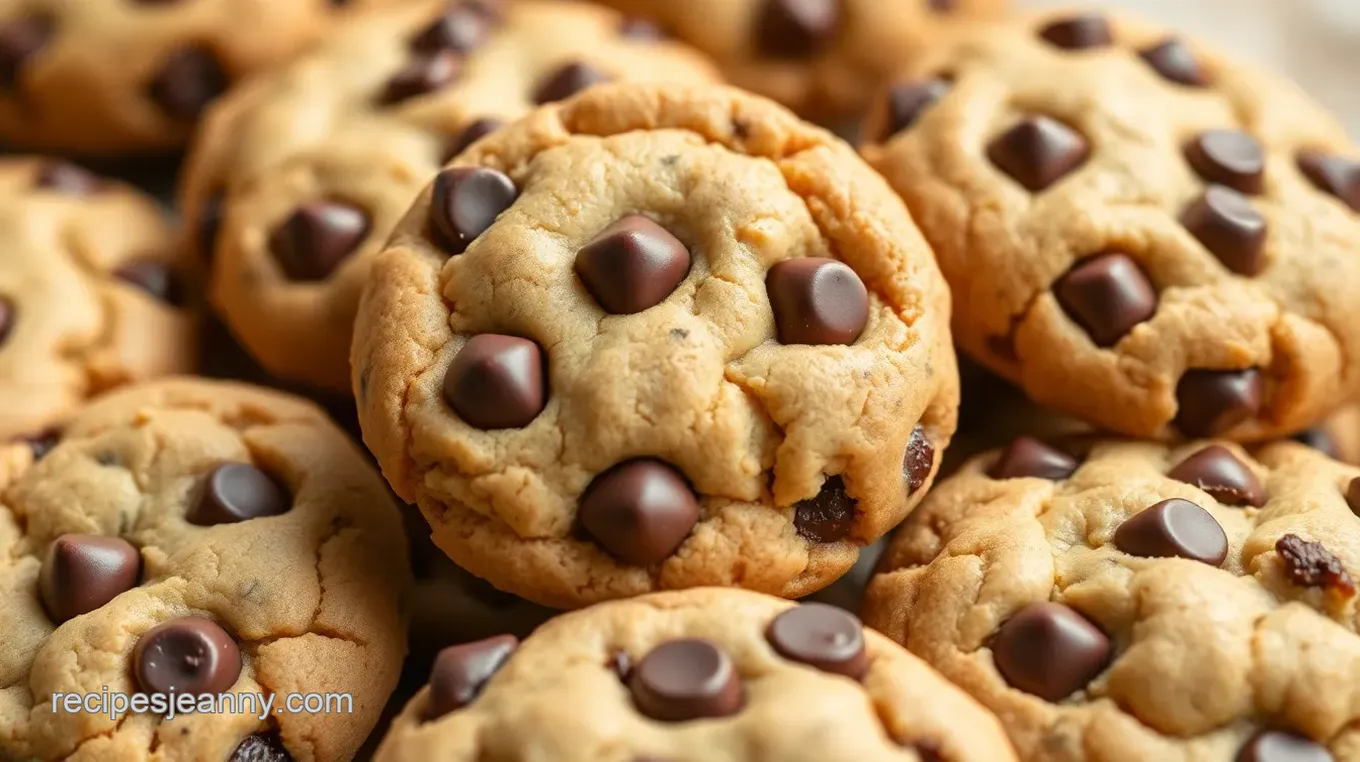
[182,0,720,392]
[864,437,1360,761]
[861,11,1360,441]
[374,587,1016,762]
[0,377,410,762]
[0,157,194,444]
[352,82,958,608]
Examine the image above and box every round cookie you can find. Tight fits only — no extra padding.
[182,0,721,392]
[0,157,194,446]
[374,587,1016,761]
[587,0,1005,118]
[0,0,405,154]
[865,436,1360,761]
[352,82,959,608]
[861,11,1360,441]
[0,378,411,761]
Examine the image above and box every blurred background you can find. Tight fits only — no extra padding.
[1024,0,1360,135]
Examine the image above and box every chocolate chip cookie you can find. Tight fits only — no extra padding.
[0,0,406,154]
[588,0,1005,118]
[861,11,1360,441]
[352,82,959,608]
[864,436,1360,761]
[0,157,194,446]
[373,588,1016,761]
[0,377,411,761]
[182,0,720,392]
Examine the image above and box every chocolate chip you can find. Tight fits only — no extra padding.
[880,78,950,140]
[1276,533,1355,596]
[148,46,228,120]
[794,475,856,543]
[35,161,102,195]
[904,424,934,495]
[1236,730,1333,762]
[424,634,518,720]
[229,731,292,762]
[1174,369,1263,438]
[576,215,692,315]
[189,463,292,525]
[198,192,224,266]
[429,167,518,255]
[0,296,15,346]
[1181,186,1267,276]
[133,616,242,695]
[766,258,869,345]
[1185,130,1265,194]
[114,260,184,306]
[1292,427,1341,460]
[1345,477,1360,517]
[1139,38,1208,87]
[411,3,494,54]
[1168,445,1265,507]
[1113,498,1228,566]
[989,437,1078,480]
[988,116,1090,192]
[990,602,1111,701]
[268,201,370,282]
[911,740,945,762]
[765,603,868,679]
[618,17,666,41]
[443,334,547,430]
[608,650,632,680]
[0,15,51,89]
[1054,252,1157,347]
[532,61,611,104]
[756,0,840,58]
[21,429,59,460]
[1298,151,1360,212]
[1038,13,1112,50]
[39,534,141,623]
[382,50,461,105]
[630,639,743,722]
[579,458,700,565]
[445,117,505,161]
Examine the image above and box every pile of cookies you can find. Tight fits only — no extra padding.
[1,0,1357,760]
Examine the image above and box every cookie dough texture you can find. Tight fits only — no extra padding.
[0,0,402,154]
[375,588,1016,762]
[182,0,721,392]
[0,157,194,443]
[864,438,1360,761]
[353,83,959,608]
[589,0,1005,118]
[861,13,1360,440]
[0,378,411,762]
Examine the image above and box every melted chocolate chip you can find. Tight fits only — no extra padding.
[904,424,935,495]
[630,639,743,722]
[794,476,856,543]
[765,603,868,679]
[229,731,292,762]
[134,616,241,695]
[1276,534,1355,596]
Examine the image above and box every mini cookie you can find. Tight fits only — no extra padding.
[0,157,194,446]
[861,12,1360,440]
[0,378,411,761]
[0,0,405,154]
[865,437,1360,760]
[374,587,1016,761]
[182,0,720,392]
[588,0,1005,117]
[352,82,958,608]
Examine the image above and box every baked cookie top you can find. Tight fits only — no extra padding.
[181,0,720,392]
[861,11,1360,441]
[588,0,1005,117]
[0,0,404,154]
[0,157,194,444]
[0,378,411,762]
[352,82,958,608]
[865,436,1360,761]
[375,587,1016,762]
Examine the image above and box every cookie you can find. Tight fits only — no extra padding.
[374,587,1016,761]
[0,157,194,446]
[352,82,959,608]
[860,11,1360,441]
[587,0,1005,118]
[181,0,721,392]
[864,436,1360,761]
[0,377,411,762]
[0,0,408,154]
